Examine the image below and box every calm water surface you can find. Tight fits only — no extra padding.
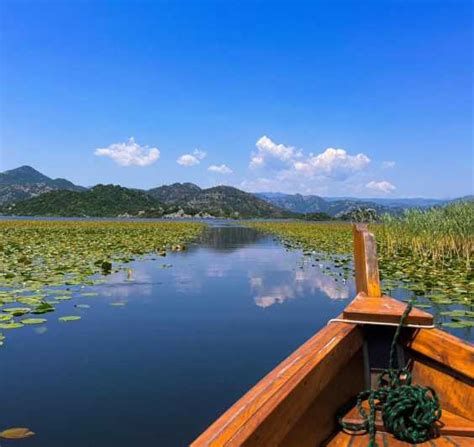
[0,223,460,446]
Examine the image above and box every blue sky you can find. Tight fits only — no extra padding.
[1,0,472,198]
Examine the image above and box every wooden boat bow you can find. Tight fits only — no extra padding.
[192,224,474,446]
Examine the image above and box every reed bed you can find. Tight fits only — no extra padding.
[379,202,473,268]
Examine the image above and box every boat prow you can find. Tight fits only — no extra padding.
[192,224,474,446]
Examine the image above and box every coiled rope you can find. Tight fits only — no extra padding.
[339,301,442,446]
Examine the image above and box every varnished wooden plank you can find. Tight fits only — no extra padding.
[327,432,474,446]
[442,436,474,446]
[404,328,474,380]
[326,432,385,446]
[410,358,474,422]
[191,322,364,446]
[281,349,365,447]
[431,436,474,446]
[342,403,474,437]
[343,294,434,326]
[353,224,382,297]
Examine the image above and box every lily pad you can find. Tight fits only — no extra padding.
[0,427,35,439]
[58,315,81,322]
[21,318,47,325]
[2,307,31,315]
[441,321,473,329]
[32,302,55,314]
[440,310,474,318]
[0,322,24,329]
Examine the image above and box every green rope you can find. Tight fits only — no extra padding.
[339,301,442,445]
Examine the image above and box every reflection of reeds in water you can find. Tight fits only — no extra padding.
[379,202,473,268]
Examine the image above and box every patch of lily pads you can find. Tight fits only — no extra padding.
[0,220,204,346]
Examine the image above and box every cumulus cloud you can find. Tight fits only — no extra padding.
[249,136,370,182]
[292,148,370,179]
[208,164,233,174]
[382,161,396,169]
[177,149,207,166]
[366,180,396,194]
[250,135,301,169]
[95,137,160,167]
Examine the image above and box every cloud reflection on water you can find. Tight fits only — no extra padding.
[98,231,351,309]
[251,258,350,308]
[100,269,154,299]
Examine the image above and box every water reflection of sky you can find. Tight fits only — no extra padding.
[252,266,350,308]
[137,237,354,309]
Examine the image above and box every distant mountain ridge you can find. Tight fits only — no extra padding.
[255,192,399,217]
[0,165,85,205]
[148,182,202,204]
[323,197,450,208]
[255,192,471,217]
[148,183,289,218]
[1,165,470,218]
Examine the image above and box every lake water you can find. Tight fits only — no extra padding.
[1,223,355,446]
[1,222,470,446]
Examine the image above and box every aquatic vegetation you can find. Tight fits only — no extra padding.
[0,220,204,344]
[58,316,81,322]
[0,427,35,440]
[21,318,47,325]
[377,203,473,328]
[110,301,127,306]
[380,202,473,267]
[0,322,24,329]
[248,202,473,328]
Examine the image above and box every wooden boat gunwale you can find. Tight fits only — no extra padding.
[192,224,474,446]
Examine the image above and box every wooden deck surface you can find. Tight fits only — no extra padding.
[326,431,474,446]
[341,404,474,438]
[343,294,434,326]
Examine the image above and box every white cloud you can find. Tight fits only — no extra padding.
[250,135,301,169]
[366,180,396,194]
[95,137,160,167]
[208,164,233,174]
[382,161,396,169]
[249,155,265,169]
[249,136,370,182]
[177,149,207,166]
[293,148,370,179]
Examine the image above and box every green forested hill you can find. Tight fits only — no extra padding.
[1,185,165,217]
[1,183,290,218]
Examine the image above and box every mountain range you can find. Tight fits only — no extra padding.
[0,166,471,219]
[0,166,290,218]
[0,165,85,206]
